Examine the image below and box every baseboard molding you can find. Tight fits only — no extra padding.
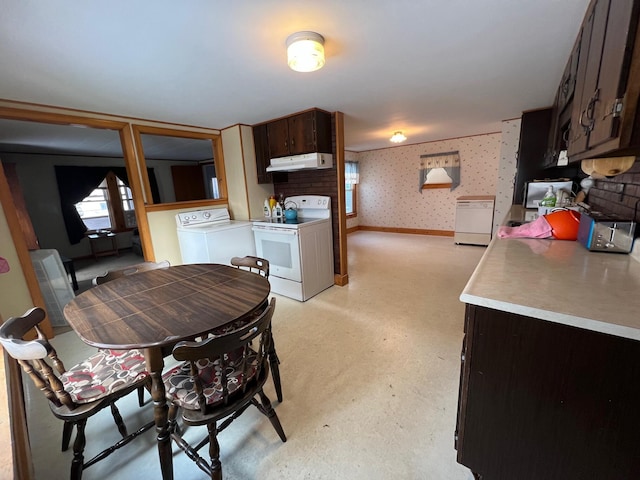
[346,225,359,234]
[334,273,349,286]
[351,225,455,237]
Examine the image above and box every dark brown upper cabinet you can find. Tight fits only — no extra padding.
[266,109,332,159]
[252,123,273,184]
[253,108,333,184]
[567,0,640,161]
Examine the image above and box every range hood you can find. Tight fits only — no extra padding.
[266,152,333,172]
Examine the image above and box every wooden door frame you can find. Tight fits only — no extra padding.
[0,106,141,480]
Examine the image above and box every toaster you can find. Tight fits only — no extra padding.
[577,212,636,253]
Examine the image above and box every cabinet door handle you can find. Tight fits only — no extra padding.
[580,89,599,133]
[461,352,466,362]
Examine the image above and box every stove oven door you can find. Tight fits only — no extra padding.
[252,225,301,282]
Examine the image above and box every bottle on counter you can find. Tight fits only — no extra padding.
[540,186,556,208]
[272,201,283,218]
[269,195,277,211]
[264,199,271,217]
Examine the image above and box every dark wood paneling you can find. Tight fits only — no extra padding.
[171,165,206,202]
[457,305,640,479]
[274,167,340,274]
[513,108,553,205]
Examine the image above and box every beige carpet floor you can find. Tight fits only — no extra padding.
[26,231,485,479]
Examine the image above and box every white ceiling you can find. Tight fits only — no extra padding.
[0,0,590,155]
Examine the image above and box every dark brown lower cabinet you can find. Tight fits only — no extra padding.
[455,305,640,480]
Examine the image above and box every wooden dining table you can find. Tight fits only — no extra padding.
[63,263,270,480]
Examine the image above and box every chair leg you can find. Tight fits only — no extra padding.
[257,390,287,442]
[70,419,87,480]
[207,422,222,480]
[110,402,129,438]
[167,403,181,436]
[268,333,283,402]
[62,421,74,451]
[137,386,145,407]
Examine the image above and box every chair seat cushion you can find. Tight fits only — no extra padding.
[60,349,149,404]
[163,349,258,410]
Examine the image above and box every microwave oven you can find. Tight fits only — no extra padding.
[524,181,574,208]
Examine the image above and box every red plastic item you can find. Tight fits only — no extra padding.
[544,209,581,240]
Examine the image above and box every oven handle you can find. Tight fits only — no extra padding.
[252,226,298,235]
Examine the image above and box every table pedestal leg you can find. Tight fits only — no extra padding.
[146,349,173,480]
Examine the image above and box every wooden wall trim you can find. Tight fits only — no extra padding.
[334,111,348,283]
[3,350,33,479]
[0,165,53,338]
[0,106,127,131]
[0,99,222,134]
[334,273,349,286]
[356,225,455,237]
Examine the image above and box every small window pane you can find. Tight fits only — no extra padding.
[75,187,112,230]
[346,189,354,215]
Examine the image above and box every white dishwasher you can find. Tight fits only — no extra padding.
[454,195,495,246]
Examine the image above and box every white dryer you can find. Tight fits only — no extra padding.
[176,208,255,265]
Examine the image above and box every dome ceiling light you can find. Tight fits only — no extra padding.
[390,131,407,143]
[286,31,325,73]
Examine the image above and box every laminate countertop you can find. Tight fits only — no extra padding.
[460,205,640,340]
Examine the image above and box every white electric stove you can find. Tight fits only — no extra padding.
[251,195,334,301]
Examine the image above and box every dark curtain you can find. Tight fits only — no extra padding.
[55,166,160,245]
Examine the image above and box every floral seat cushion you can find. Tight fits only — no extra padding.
[60,349,149,404]
[163,349,258,410]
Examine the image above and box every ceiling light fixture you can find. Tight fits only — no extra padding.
[390,131,407,143]
[286,31,325,72]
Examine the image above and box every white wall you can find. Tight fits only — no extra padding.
[357,133,502,231]
[0,197,33,321]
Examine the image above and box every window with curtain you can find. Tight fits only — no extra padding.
[345,161,359,216]
[419,150,460,191]
[55,166,160,244]
[75,173,134,231]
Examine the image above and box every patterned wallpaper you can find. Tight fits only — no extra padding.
[355,133,502,232]
[493,118,522,234]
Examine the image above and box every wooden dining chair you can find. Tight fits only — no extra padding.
[163,298,286,480]
[229,255,283,402]
[92,259,170,286]
[0,307,154,480]
[230,255,269,278]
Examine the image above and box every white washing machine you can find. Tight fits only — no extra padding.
[176,208,255,265]
[454,195,495,246]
